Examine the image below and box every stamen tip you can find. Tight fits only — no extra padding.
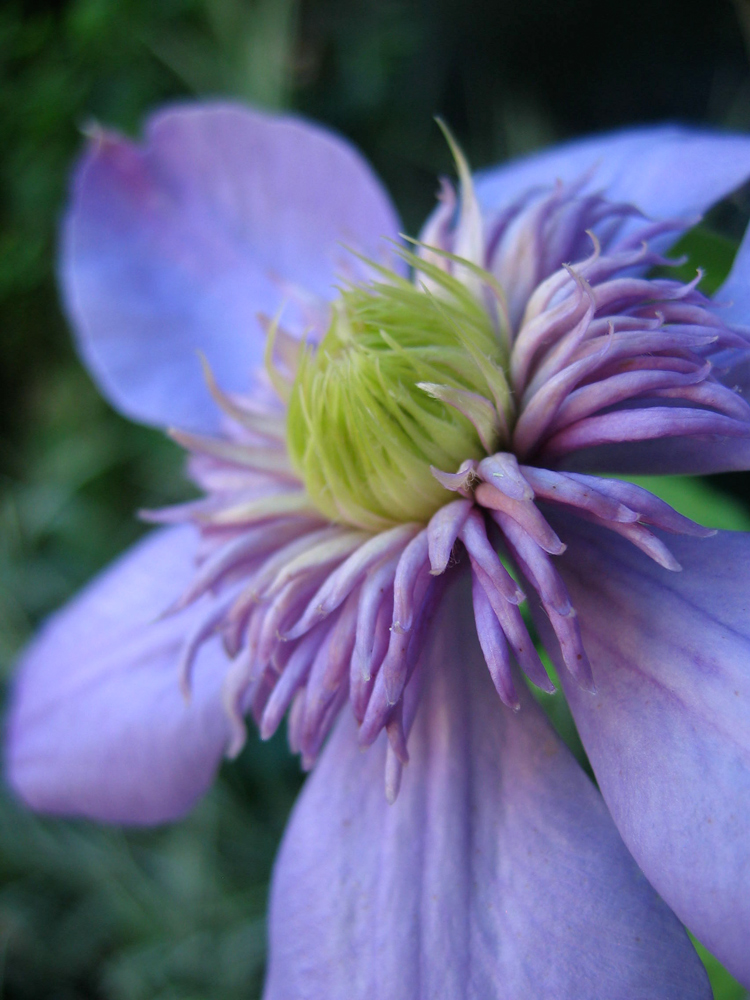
[225,730,247,760]
[259,720,275,741]
[660,553,683,572]
[616,506,641,523]
[575,672,596,695]
[153,601,180,622]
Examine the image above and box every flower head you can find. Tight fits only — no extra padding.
[287,247,511,528]
[8,103,750,997]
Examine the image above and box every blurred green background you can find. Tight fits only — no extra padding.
[2,0,750,996]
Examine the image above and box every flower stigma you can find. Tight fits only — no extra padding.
[285,247,514,531]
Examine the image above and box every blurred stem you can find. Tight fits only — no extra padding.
[225,0,299,108]
[145,0,299,109]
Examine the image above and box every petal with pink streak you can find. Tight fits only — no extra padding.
[61,102,402,431]
[542,517,750,987]
[264,576,708,1000]
[5,526,230,824]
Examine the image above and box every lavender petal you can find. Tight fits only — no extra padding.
[265,575,710,999]
[5,527,230,823]
[61,104,402,431]
[545,515,750,986]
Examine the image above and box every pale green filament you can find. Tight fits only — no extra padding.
[286,249,513,531]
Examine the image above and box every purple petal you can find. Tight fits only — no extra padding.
[547,407,750,474]
[474,126,750,234]
[5,527,230,824]
[470,572,519,708]
[542,517,750,986]
[559,434,750,478]
[426,497,472,574]
[574,350,750,475]
[61,102,402,431]
[264,577,709,1000]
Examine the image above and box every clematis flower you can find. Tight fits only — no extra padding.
[8,101,750,998]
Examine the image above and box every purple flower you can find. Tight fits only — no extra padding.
[7,101,750,998]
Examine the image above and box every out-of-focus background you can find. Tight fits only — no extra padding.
[2,0,750,996]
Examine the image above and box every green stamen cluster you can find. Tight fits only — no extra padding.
[286,250,513,531]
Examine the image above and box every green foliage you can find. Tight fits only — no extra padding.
[0,731,302,1000]
[693,936,748,1000]
[624,474,750,532]
[653,224,740,296]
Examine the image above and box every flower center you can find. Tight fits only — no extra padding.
[286,250,513,531]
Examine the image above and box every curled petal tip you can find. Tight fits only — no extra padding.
[153,601,179,622]
[384,757,402,803]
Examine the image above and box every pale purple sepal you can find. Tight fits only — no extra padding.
[473,126,750,240]
[264,576,710,1000]
[541,517,750,986]
[61,102,402,432]
[5,527,230,824]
